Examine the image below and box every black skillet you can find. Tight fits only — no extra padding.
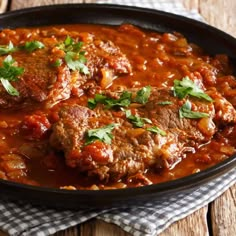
[0,4,235,209]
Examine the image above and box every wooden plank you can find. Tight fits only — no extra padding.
[182,0,199,10]
[80,219,130,236]
[54,226,79,236]
[160,207,209,236]
[0,230,7,236]
[0,207,211,236]
[211,184,236,236]
[0,0,8,13]
[198,0,236,37]
[11,0,83,10]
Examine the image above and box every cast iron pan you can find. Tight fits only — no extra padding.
[0,4,235,209]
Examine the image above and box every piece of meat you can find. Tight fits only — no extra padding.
[145,89,216,142]
[50,87,235,182]
[72,37,132,96]
[0,28,132,109]
[50,105,95,168]
[0,43,72,109]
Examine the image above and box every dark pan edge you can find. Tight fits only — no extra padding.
[0,153,235,209]
[0,3,235,208]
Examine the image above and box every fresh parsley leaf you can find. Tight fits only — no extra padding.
[61,36,83,52]
[134,86,151,104]
[0,41,17,55]
[88,86,154,110]
[157,101,173,105]
[88,98,97,109]
[173,76,213,102]
[0,78,19,96]
[88,94,107,109]
[22,41,45,52]
[147,126,166,136]
[0,55,24,81]
[88,91,132,110]
[105,92,132,109]
[52,59,62,67]
[64,35,74,47]
[125,110,152,128]
[65,51,89,74]
[85,123,118,145]
[0,55,24,96]
[179,100,209,119]
[59,36,89,75]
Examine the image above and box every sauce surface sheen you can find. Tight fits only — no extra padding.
[0,24,235,190]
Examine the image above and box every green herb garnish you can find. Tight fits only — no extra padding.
[0,55,24,96]
[179,100,209,119]
[22,41,45,52]
[88,86,153,110]
[173,76,213,102]
[0,40,45,55]
[85,123,118,145]
[88,91,132,110]
[125,110,152,128]
[134,85,151,104]
[0,78,19,96]
[0,41,17,55]
[52,59,62,67]
[147,126,166,136]
[65,51,89,74]
[157,101,173,105]
[59,36,89,74]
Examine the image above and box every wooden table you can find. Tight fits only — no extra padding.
[0,1,235,235]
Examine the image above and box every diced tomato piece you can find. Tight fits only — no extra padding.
[20,114,51,140]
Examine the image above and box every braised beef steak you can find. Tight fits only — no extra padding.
[50,87,236,182]
[0,28,131,109]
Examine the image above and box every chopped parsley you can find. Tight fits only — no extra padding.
[173,76,213,102]
[0,40,45,55]
[0,41,17,55]
[179,100,209,119]
[21,40,45,52]
[133,85,151,104]
[125,110,152,128]
[85,123,118,145]
[59,36,89,74]
[0,55,24,96]
[65,51,89,74]
[52,59,62,67]
[88,86,152,109]
[147,126,166,136]
[88,91,132,109]
[157,101,173,105]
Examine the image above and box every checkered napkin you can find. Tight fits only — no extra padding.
[0,1,235,236]
[86,0,205,21]
[0,169,235,236]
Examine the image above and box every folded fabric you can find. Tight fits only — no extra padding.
[99,168,236,236]
[0,168,235,236]
[87,0,205,21]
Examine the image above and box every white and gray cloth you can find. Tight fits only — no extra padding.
[87,0,205,21]
[0,168,235,236]
[0,1,235,236]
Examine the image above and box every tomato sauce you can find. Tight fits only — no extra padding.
[0,24,235,190]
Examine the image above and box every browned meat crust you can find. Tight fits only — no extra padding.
[50,87,236,182]
[0,28,132,109]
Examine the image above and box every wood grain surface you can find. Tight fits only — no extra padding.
[0,0,7,13]
[0,1,235,236]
